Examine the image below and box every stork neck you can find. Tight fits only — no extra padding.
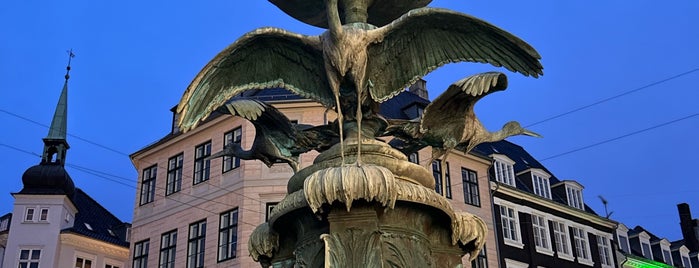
[231,143,255,160]
[327,0,343,37]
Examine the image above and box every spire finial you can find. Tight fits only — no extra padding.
[42,50,73,165]
[65,49,75,80]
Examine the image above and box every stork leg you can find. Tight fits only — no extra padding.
[355,88,362,166]
[328,75,346,165]
[439,151,451,197]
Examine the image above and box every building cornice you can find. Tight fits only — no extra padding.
[60,233,129,258]
[490,181,617,229]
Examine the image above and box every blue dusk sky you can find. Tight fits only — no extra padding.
[1,1,697,241]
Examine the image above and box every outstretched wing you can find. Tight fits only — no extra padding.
[366,8,542,103]
[222,98,297,148]
[177,27,331,132]
[421,72,508,134]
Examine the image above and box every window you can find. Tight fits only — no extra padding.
[218,209,239,262]
[0,216,9,232]
[24,208,35,222]
[552,221,572,257]
[571,227,591,263]
[432,160,451,198]
[493,158,515,186]
[193,142,212,184]
[618,235,630,253]
[596,235,612,267]
[662,249,673,266]
[140,165,157,205]
[566,186,584,210]
[75,257,93,268]
[159,230,177,268]
[39,208,49,221]
[266,203,278,222]
[531,214,550,252]
[166,153,184,195]
[682,255,692,268]
[532,172,551,199]
[641,242,651,259]
[105,265,120,268]
[132,240,149,268]
[499,205,519,244]
[18,249,40,268]
[471,246,487,268]
[223,128,242,172]
[462,168,480,206]
[408,152,419,164]
[187,220,206,268]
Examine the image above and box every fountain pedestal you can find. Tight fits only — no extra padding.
[249,138,487,267]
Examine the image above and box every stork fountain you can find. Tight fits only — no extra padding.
[177,0,543,267]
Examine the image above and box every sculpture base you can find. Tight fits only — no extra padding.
[249,137,486,267]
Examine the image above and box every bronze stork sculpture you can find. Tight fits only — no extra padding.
[386,72,541,164]
[173,1,548,267]
[207,98,338,173]
[175,0,543,166]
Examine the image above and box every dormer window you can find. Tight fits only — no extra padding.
[635,231,652,259]
[650,238,674,265]
[530,169,551,199]
[677,246,692,268]
[662,249,673,265]
[401,103,425,119]
[492,155,516,187]
[563,181,584,210]
[616,224,631,253]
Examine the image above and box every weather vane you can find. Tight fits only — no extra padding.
[65,49,75,80]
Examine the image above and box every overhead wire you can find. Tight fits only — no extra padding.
[1,67,697,224]
[0,142,264,228]
[524,67,698,128]
[0,108,267,205]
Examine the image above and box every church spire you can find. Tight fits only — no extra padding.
[41,50,74,165]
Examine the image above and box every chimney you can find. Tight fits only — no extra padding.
[409,78,429,100]
[678,203,699,251]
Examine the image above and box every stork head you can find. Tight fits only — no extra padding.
[502,121,542,138]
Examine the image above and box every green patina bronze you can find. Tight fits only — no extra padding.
[176,0,543,267]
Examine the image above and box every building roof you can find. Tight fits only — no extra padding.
[473,140,598,215]
[19,164,76,196]
[61,188,130,247]
[379,90,429,119]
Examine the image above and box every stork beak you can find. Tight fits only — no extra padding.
[522,128,542,138]
[205,150,228,161]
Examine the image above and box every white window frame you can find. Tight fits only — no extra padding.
[24,207,35,222]
[679,246,692,268]
[571,226,593,266]
[39,208,49,222]
[531,214,553,255]
[596,234,613,268]
[565,182,584,210]
[494,199,523,249]
[616,224,631,253]
[530,169,551,199]
[504,258,528,268]
[636,232,652,260]
[551,220,574,261]
[18,248,41,268]
[74,254,95,268]
[492,155,516,187]
[654,239,673,266]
